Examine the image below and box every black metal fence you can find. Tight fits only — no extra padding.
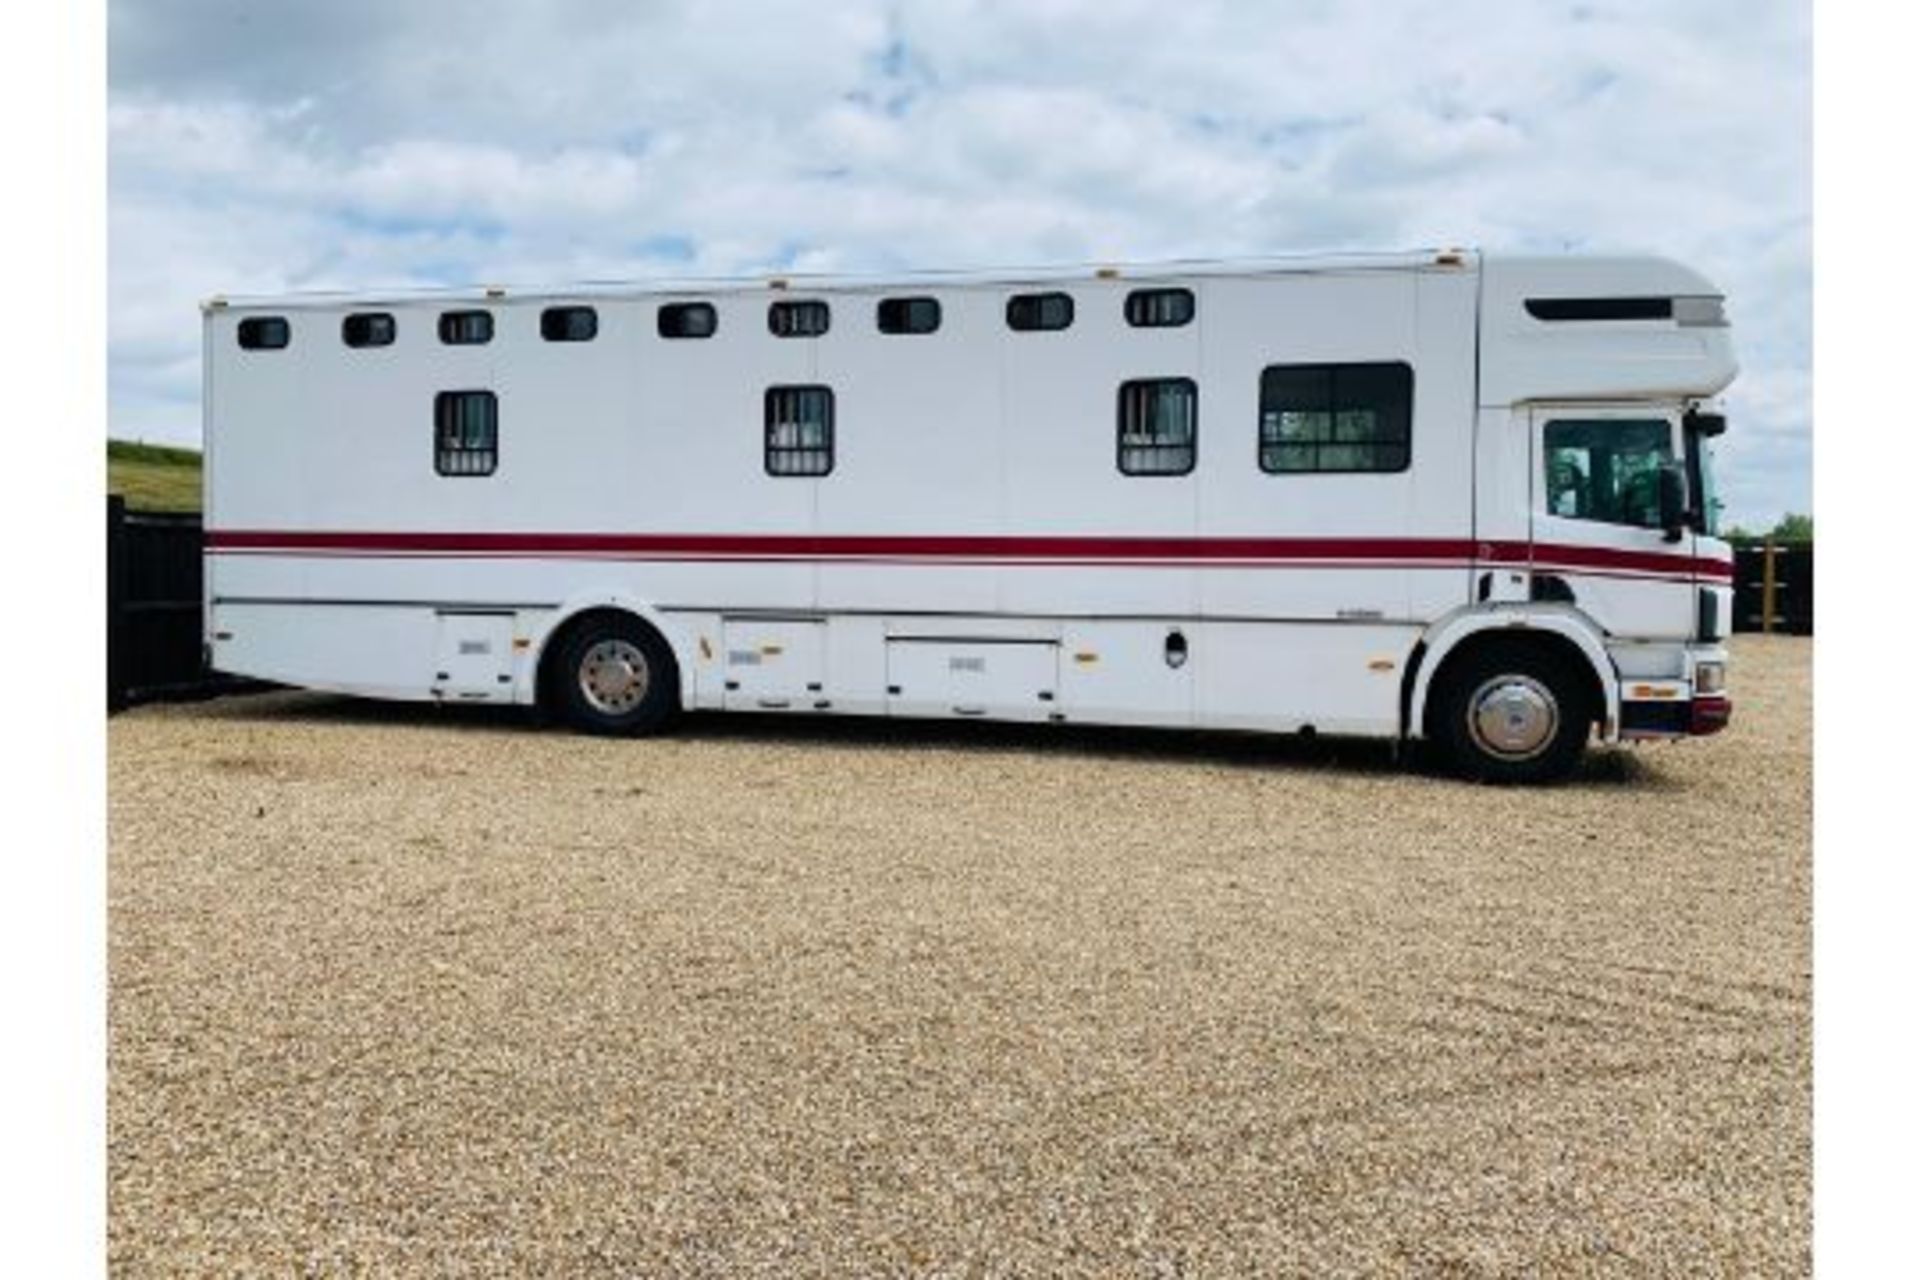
[1732,541,1814,635]
[107,496,260,712]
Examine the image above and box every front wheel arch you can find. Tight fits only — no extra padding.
[1406,609,1619,743]
[1421,632,1605,784]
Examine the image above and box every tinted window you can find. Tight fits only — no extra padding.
[765,386,834,476]
[658,302,717,339]
[769,300,830,338]
[540,306,598,342]
[1544,419,1675,529]
[237,317,290,350]
[1124,288,1194,328]
[341,313,395,348]
[877,296,941,335]
[438,310,494,345]
[1117,379,1197,476]
[1006,292,1074,331]
[1525,297,1673,321]
[435,391,498,477]
[1258,362,1412,474]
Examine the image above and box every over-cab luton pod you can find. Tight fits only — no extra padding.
[202,249,1736,783]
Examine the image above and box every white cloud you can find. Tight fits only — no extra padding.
[108,0,1811,525]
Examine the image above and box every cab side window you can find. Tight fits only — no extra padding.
[1543,419,1674,529]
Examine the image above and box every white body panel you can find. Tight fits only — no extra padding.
[203,250,1738,743]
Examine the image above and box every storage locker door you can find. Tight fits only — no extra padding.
[433,612,516,702]
[885,640,1057,722]
[721,620,828,710]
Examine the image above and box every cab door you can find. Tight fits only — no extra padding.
[1530,406,1695,640]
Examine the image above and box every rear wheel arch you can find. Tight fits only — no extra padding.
[534,603,686,731]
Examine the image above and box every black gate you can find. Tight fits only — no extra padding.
[107,495,260,711]
[1732,542,1814,635]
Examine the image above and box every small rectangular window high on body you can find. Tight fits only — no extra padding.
[1258,362,1412,474]
[438,310,494,345]
[877,297,941,335]
[769,300,830,338]
[1124,288,1194,328]
[237,317,290,350]
[658,302,717,339]
[1007,292,1074,332]
[540,306,598,342]
[341,313,395,348]
[765,386,834,476]
[435,391,498,477]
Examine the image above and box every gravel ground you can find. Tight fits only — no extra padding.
[108,635,1811,1276]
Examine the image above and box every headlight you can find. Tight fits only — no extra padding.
[1694,661,1727,696]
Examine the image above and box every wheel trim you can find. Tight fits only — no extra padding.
[1466,674,1560,762]
[578,638,651,715]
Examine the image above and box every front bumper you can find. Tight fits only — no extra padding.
[1620,695,1732,739]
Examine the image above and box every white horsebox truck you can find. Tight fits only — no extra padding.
[201,249,1736,784]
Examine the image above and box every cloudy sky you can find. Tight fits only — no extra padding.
[107,0,1810,527]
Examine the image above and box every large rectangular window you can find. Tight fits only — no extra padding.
[1544,418,1675,529]
[1258,362,1412,474]
[765,386,834,476]
[1117,378,1197,476]
[435,391,498,477]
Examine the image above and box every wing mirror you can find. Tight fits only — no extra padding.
[1657,464,1690,543]
[1683,408,1727,437]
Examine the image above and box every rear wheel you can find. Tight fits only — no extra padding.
[552,615,679,736]
[1430,643,1592,784]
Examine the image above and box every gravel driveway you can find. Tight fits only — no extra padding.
[108,635,1811,1276]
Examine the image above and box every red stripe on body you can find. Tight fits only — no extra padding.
[204,530,1731,581]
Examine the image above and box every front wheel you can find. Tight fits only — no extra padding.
[553,616,680,736]
[1430,644,1593,785]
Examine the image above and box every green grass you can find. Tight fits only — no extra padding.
[109,439,203,512]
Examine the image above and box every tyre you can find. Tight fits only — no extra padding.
[1429,642,1593,784]
[551,615,680,736]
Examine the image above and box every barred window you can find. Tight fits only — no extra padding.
[1124,287,1194,328]
[877,296,941,335]
[237,317,290,350]
[1007,291,1074,332]
[769,300,830,338]
[435,390,498,477]
[540,305,598,342]
[341,312,395,348]
[1258,362,1412,474]
[765,386,834,477]
[658,302,717,339]
[438,310,494,345]
[1117,378,1197,476]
